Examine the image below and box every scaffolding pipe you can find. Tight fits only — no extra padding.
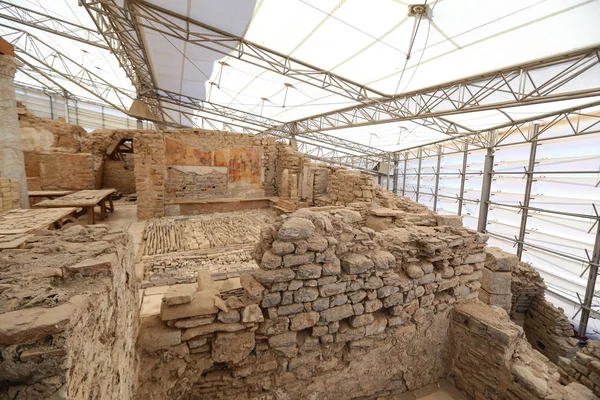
[458,143,468,216]
[401,152,408,196]
[392,159,398,194]
[416,148,422,202]
[578,221,600,339]
[477,147,495,233]
[517,125,540,259]
[433,150,441,212]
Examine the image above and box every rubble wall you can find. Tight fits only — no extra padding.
[558,340,600,397]
[524,296,577,362]
[137,205,489,399]
[449,301,594,400]
[0,225,138,399]
[103,155,136,194]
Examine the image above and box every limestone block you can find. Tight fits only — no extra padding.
[181,322,246,341]
[217,310,241,323]
[160,289,219,321]
[294,287,319,303]
[212,331,255,364]
[253,268,295,284]
[481,267,511,294]
[283,252,315,267]
[242,304,264,323]
[319,282,347,297]
[320,304,354,322]
[261,251,282,269]
[278,218,315,240]
[486,247,519,271]
[257,317,289,336]
[295,264,322,279]
[290,312,320,331]
[268,331,297,347]
[434,215,463,228]
[272,240,295,255]
[138,315,182,351]
[341,254,374,274]
[163,284,197,306]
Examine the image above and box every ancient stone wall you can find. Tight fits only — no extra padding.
[511,258,546,317]
[136,204,489,399]
[449,301,594,400]
[103,154,136,194]
[16,102,93,192]
[524,296,577,362]
[134,131,166,220]
[0,177,20,211]
[558,340,600,397]
[0,225,138,399]
[477,247,515,313]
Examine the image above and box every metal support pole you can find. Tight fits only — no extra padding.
[45,91,54,119]
[477,147,495,233]
[578,221,600,339]
[392,159,399,194]
[415,148,423,202]
[74,99,79,125]
[386,157,391,191]
[516,124,540,259]
[401,152,408,196]
[458,142,468,216]
[101,105,105,128]
[136,119,143,129]
[63,91,69,123]
[433,149,441,212]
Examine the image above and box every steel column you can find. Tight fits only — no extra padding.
[401,152,408,196]
[458,142,468,216]
[433,149,442,212]
[516,124,540,259]
[416,148,423,202]
[392,159,399,194]
[477,147,495,233]
[578,221,600,339]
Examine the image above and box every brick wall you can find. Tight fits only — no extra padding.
[38,152,95,190]
[0,178,20,211]
[134,132,166,220]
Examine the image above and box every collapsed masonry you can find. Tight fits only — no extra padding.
[0,225,138,399]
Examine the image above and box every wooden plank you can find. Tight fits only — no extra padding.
[34,189,116,208]
[28,190,74,198]
[0,208,77,235]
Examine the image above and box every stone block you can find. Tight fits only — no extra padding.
[257,317,289,335]
[160,289,219,321]
[341,254,374,274]
[283,252,315,268]
[320,304,354,322]
[268,331,297,347]
[278,218,315,240]
[296,264,322,279]
[163,284,197,306]
[242,304,264,323]
[486,247,518,271]
[294,287,319,302]
[138,315,182,351]
[480,267,511,294]
[253,268,295,284]
[212,331,255,364]
[290,312,320,331]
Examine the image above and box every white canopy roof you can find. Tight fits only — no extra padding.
[3,0,600,150]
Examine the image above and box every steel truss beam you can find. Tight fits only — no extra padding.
[6,28,385,173]
[398,99,600,160]
[270,45,600,137]
[81,0,386,104]
[0,0,109,49]
[80,0,164,122]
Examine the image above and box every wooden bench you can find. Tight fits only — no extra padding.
[34,189,116,225]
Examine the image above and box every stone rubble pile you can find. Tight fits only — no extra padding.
[558,340,600,397]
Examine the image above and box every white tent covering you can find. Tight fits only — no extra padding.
[2,0,600,335]
[3,0,600,149]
